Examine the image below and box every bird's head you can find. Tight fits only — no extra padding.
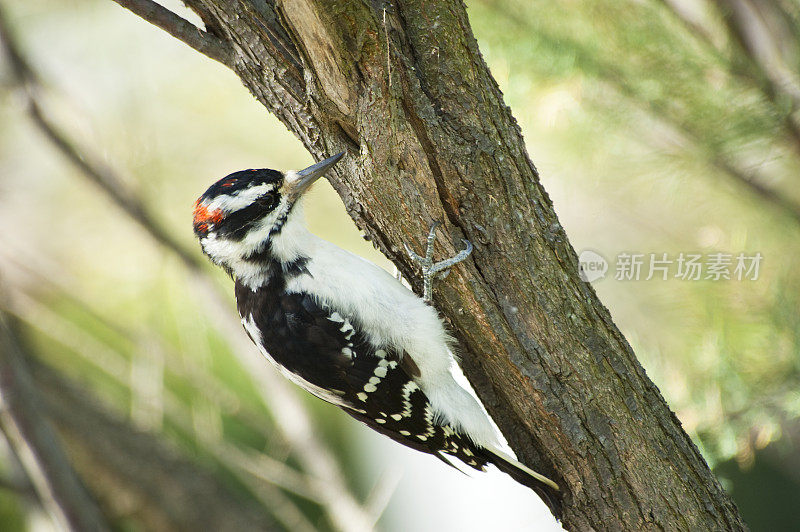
[193,152,344,278]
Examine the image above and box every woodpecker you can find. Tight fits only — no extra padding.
[193,152,561,517]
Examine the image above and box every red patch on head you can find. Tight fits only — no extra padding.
[220,178,237,188]
[193,199,224,232]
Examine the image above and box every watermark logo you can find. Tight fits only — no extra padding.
[578,250,763,283]
[578,249,609,283]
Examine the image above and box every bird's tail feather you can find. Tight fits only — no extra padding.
[480,446,562,520]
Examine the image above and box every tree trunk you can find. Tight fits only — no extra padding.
[119,0,747,529]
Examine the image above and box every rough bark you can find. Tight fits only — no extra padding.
[117,0,747,529]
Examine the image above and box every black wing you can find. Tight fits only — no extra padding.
[235,282,486,469]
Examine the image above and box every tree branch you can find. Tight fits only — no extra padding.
[109,0,233,67]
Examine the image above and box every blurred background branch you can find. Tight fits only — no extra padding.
[27,350,281,532]
[0,1,201,270]
[0,308,108,532]
[487,0,800,226]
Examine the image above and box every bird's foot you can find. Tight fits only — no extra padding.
[404,221,472,303]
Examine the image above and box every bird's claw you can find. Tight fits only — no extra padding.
[404,223,472,302]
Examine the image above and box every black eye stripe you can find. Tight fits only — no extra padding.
[215,191,285,241]
[217,203,267,240]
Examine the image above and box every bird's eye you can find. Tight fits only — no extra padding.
[257,193,279,210]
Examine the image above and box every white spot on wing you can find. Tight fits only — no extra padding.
[401,381,418,417]
[424,405,436,437]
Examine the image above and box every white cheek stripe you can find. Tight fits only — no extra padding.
[206,183,276,212]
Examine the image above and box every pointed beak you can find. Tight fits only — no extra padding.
[287,152,345,199]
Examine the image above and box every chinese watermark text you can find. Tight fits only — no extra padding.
[578,250,762,283]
